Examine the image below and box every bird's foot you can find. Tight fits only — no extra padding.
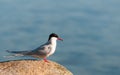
[43,58,49,63]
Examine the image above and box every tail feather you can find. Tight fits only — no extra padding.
[3,54,24,58]
[4,50,31,58]
[6,50,30,55]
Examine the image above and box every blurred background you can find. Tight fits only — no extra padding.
[0,0,120,75]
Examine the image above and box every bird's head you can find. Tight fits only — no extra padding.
[48,33,63,41]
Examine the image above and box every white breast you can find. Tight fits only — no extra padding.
[47,37,57,56]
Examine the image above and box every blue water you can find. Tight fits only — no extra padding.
[0,0,120,75]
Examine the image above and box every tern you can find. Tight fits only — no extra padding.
[6,33,63,62]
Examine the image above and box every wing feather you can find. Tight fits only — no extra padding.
[27,42,52,55]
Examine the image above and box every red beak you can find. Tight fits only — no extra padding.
[57,38,63,41]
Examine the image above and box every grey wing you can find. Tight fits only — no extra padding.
[28,44,52,55]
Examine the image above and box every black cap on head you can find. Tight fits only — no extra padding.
[48,33,59,41]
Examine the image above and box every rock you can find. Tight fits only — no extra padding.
[0,60,73,75]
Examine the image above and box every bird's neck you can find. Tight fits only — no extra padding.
[47,37,57,56]
[49,37,57,47]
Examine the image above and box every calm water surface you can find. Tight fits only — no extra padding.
[0,0,120,75]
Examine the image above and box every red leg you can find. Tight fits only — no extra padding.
[43,57,49,63]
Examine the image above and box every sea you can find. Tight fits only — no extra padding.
[0,0,120,75]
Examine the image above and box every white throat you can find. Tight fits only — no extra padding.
[48,37,57,56]
[50,37,57,47]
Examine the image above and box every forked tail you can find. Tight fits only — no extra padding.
[4,50,30,58]
[6,50,29,54]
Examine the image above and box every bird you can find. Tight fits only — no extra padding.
[6,33,63,62]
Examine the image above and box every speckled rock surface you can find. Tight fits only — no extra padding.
[0,60,73,75]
